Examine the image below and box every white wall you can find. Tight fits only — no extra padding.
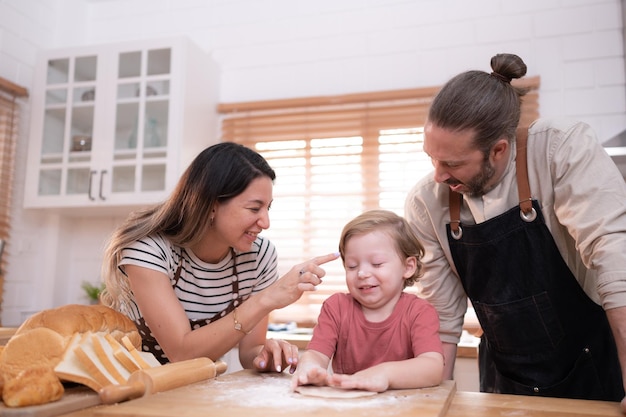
[0,0,624,325]
[0,0,64,325]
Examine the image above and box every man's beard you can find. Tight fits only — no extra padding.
[446,158,496,197]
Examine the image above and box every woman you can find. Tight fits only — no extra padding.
[101,142,338,372]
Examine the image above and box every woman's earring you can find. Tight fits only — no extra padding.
[210,217,214,227]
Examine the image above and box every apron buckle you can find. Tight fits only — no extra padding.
[519,207,537,222]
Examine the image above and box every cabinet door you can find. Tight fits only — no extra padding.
[105,47,171,202]
[24,37,217,211]
[35,55,99,202]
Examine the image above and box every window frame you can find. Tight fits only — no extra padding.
[218,77,540,325]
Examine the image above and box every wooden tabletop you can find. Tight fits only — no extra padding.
[447,391,623,417]
[52,370,623,417]
[0,327,17,345]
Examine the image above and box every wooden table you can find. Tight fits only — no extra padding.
[447,391,623,416]
[52,370,623,417]
[0,327,16,345]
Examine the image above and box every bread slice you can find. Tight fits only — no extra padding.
[54,333,103,391]
[54,331,162,392]
[104,333,141,373]
[121,336,160,369]
[91,333,129,384]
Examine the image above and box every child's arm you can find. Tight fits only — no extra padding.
[326,351,444,392]
[290,349,332,390]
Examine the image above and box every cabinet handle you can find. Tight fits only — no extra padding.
[99,170,107,201]
[88,170,97,201]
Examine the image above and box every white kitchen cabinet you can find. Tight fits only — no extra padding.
[24,37,219,212]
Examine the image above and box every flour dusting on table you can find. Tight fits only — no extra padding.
[204,373,405,412]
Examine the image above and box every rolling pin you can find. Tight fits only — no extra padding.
[99,357,227,404]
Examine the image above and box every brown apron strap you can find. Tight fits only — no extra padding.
[515,126,533,216]
[448,126,534,232]
[449,190,462,236]
[172,265,182,288]
[172,248,242,309]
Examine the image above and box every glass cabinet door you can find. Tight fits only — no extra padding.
[112,47,170,195]
[25,37,215,209]
[38,55,97,198]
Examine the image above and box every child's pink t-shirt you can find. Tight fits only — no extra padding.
[307,292,443,374]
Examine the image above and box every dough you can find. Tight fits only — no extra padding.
[295,385,378,399]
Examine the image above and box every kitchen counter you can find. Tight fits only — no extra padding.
[0,326,16,344]
[447,391,622,417]
[54,370,623,417]
[3,325,620,416]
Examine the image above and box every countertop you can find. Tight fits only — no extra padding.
[4,324,621,416]
[447,391,623,417]
[0,326,16,344]
[56,370,455,417]
[52,370,623,417]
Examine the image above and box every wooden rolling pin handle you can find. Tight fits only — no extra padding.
[99,358,227,405]
[99,380,146,405]
[215,360,227,375]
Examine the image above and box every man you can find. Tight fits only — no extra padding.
[405,53,626,407]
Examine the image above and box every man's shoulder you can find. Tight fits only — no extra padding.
[406,172,439,199]
[528,118,591,139]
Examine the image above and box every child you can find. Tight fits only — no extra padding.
[291,209,444,392]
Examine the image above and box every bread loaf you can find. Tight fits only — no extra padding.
[0,304,141,407]
[15,304,141,347]
[0,327,67,378]
[3,367,64,407]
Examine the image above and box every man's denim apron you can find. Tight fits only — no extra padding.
[446,128,623,401]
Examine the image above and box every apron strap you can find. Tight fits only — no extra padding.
[172,265,182,288]
[448,126,535,232]
[449,189,462,238]
[515,126,534,217]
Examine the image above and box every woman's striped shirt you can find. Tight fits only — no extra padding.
[118,233,278,321]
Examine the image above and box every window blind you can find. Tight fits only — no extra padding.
[0,77,28,321]
[219,77,540,325]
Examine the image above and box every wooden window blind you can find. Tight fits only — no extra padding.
[0,77,28,319]
[218,77,540,325]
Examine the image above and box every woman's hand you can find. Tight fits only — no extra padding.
[261,252,340,310]
[252,338,299,373]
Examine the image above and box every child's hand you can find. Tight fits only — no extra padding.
[290,365,329,390]
[326,370,389,392]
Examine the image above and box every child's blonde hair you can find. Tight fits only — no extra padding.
[338,209,425,288]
